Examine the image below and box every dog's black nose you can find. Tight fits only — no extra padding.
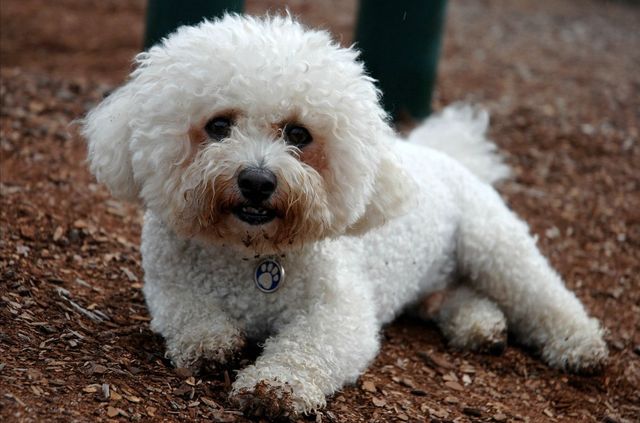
[237,167,277,203]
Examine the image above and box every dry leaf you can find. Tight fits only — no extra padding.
[444,395,459,404]
[444,381,464,391]
[53,226,64,241]
[106,407,118,418]
[126,395,142,403]
[83,385,99,393]
[493,413,507,422]
[442,372,459,382]
[361,380,376,393]
[90,363,107,374]
[418,351,454,370]
[200,397,219,408]
[399,378,415,388]
[372,397,386,407]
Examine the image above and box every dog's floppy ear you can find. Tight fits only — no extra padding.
[82,84,139,202]
[346,149,415,236]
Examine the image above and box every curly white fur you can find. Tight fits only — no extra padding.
[408,103,511,185]
[83,14,608,417]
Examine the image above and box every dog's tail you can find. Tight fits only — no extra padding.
[406,103,511,185]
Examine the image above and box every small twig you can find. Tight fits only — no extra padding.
[92,309,110,321]
[55,287,108,323]
[73,278,103,293]
[68,329,85,339]
[97,325,141,340]
[5,393,26,407]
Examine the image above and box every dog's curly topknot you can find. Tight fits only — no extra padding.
[84,14,412,254]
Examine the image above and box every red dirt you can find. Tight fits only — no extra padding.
[1,0,639,422]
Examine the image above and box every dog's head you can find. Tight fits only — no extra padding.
[83,15,412,254]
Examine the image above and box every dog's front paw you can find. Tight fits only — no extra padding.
[230,381,296,418]
[165,329,246,372]
[542,320,608,373]
[231,366,326,417]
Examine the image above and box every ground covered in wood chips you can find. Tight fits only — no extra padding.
[1,0,639,422]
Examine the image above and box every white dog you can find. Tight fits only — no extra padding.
[83,15,608,417]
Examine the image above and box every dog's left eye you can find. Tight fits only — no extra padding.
[204,117,233,141]
[284,125,313,148]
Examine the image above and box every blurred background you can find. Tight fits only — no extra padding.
[1,1,639,422]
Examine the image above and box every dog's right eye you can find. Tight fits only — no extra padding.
[204,117,233,141]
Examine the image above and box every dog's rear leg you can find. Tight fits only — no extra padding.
[455,182,607,372]
[418,286,507,353]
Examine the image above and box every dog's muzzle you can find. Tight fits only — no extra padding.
[234,167,278,225]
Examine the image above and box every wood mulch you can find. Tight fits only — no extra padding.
[1,0,638,421]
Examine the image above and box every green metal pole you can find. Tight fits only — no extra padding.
[355,0,447,120]
[144,0,244,49]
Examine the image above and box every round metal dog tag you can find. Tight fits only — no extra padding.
[254,258,285,293]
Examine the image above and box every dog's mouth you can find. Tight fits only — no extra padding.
[232,204,277,225]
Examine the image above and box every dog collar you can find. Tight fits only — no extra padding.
[254,258,285,293]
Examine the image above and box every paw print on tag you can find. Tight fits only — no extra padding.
[254,259,285,293]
